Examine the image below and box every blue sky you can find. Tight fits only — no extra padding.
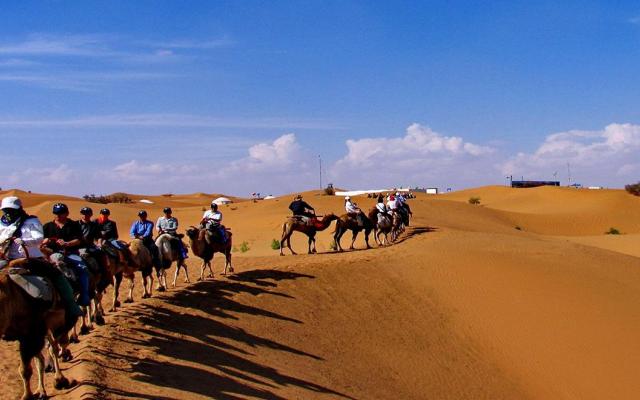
[1,1,640,195]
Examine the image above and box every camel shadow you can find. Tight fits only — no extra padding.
[90,269,355,400]
[321,225,437,254]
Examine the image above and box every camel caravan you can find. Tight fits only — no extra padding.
[0,191,412,399]
[280,192,412,254]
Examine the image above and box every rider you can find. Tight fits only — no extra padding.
[130,210,160,268]
[395,192,411,225]
[78,207,102,249]
[288,194,316,225]
[0,196,82,326]
[78,206,106,272]
[375,194,389,224]
[41,203,91,307]
[156,207,188,259]
[202,201,227,244]
[344,196,365,227]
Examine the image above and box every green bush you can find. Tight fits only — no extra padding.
[625,182,640,196]
[468,197,481,205]
[270,239,281,250]
[329,241,337,251]
[606,227,621,235]
[240,241,250,253]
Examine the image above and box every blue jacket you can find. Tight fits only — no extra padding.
[130,220,154,239]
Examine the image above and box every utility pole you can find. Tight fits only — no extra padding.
[319,155,322,190]
[567,162,571,186]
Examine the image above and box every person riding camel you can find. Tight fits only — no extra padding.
[288,194,316,225]
[375,194,390,224]
[202,201,227,244]
[156,207,188,259]
[0,196,83,327]
[41,203,91,308]
[345,196,365,227]
[395,192,412,225]
[130,210,161,269]
[77,206,105,272]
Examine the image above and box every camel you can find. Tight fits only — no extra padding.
[185,226,233,279]
[368,208,394,246]
[333,213,374,252]
[279,214,338,256]
[155,233,189,288]
[107,239,153,312]
[0,258,75,400]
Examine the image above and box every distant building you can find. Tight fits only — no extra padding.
[511,180,560,188]
[412,187,438,194]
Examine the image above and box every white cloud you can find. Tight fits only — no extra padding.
[331,123,495,188]
[1,164,76,192]
[502,123,640,186]
[94,134,314,195]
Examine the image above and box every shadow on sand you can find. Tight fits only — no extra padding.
[89,269,355,400]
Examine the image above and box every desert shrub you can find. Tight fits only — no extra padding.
[329,241,337,251]
[83,193,132,204]
[232,246,238,253]
[324,183,335,196]
[625,182,640,196]
[468,197,481,205]
[606,227,621,235]
[270,239,281,250]
[161,193,173,197]
[110,192,132,203]
[240,241,250,253]
[515,226,522,231]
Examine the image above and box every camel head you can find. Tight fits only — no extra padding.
[185,226,200,240]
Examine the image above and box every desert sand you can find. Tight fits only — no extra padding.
[1,185,639,399]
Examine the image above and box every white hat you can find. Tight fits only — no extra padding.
[345,196,351,200]
[1,196,22,210]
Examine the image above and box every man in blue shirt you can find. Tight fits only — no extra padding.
[130,210,160,271]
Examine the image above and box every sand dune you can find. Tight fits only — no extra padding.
[1,187,639,399]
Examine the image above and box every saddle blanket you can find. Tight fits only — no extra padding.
[8,271,53,302]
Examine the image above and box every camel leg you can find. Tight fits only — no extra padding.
[34,352,48,399]
[308,235,313,254]
[280,224,288,256]
[18,337,39,400]
[350,231,359,250]
[207,260,214,278]
[334,228,343,252]
[365,230,372,249]
[70,325,79,344]
[125,274,134,303]
[172,265,179,287]
[182,262,190,283]
[111,273,122,311]
[93,295,105,325]
[312,236,317,253]
[287,232,298,256]
[198,261,205,281]
[224,251,234,274]
[80,305,91,335]
[47,333,74,390]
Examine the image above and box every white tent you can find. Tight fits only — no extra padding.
[212,197,233,205]
[263,195,276,200]
[138,199,154,204]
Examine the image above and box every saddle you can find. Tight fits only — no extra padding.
[293,215,317,227]
[2,259,54,303]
